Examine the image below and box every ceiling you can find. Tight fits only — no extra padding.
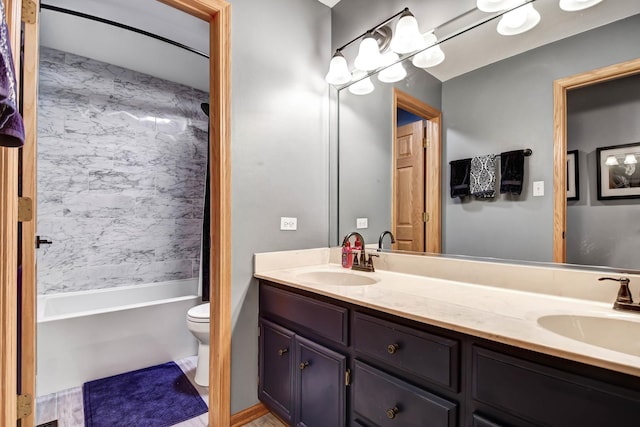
[317,0,341,7]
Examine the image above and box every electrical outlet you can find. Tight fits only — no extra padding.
[533,181,544,197]
[356,217,368,229]
[280,217,297,231]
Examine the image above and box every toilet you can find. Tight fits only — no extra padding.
[186,303,210,387]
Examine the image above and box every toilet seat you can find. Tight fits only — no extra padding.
[187,303,210,323]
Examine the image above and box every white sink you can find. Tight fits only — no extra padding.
[295,271,378,286]
[537,314,640,356]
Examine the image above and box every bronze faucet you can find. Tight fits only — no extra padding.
[342,232,378,272]
[378,230,396,251]
[598,277,640,312]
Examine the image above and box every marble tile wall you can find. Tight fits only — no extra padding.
[37,47,209,294]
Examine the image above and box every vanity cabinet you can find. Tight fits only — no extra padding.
[258,281,640,427]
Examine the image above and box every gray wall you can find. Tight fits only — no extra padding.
[442,14,640,262]
[566,75,640,270]
[229,0,331,413]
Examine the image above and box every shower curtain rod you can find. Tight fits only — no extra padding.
[40,3,210,59]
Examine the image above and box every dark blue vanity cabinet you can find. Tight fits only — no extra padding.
[259,281,640,427]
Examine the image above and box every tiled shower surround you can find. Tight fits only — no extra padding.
[37,47,209,294]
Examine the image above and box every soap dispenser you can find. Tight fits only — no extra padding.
[341,240,353,268]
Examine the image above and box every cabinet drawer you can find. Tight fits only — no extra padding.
[472,346,640,427]
[353,360,457,427]
[472,413,508,427]
[353,312,459,390]
[260,283,348,345]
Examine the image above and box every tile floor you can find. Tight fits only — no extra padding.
[36,356,285,427]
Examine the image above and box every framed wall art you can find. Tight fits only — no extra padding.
[597,142,640,200]
[567,150,579,200]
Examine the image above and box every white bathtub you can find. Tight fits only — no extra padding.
[36,279,201,396]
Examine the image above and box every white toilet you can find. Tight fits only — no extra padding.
[186,303,210,387]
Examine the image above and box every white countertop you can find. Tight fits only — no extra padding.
[255,260,640,378]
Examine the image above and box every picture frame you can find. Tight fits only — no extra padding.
[566,150,579,201]
[596,142,640,200]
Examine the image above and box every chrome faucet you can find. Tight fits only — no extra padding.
[342,232,377,272]
[378,230,396,251]
[599,277,640,313]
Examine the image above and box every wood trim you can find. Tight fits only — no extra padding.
[230,402,270,427]
[1,1,22,424]
[393,88,442,254]
[20,1,40,426]
[552,58,640,263]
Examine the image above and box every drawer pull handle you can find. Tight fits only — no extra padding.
[278,348,288,356]
[299,361,310,370]
[387,344,400,354]
[386,406,399,419]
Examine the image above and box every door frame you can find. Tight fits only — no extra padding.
[392,88,442,253]
[552,57,640,263]
[5,0,232,426]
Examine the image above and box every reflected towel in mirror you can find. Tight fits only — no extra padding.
[450,158,471,198]
[470,155,496,198]
[500,149,526,195]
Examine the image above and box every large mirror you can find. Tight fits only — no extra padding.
[333,0,640,271]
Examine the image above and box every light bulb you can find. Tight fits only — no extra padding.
[325,52,351,86]
[411,32,445,68]
[354,34,384,71]
[349,71,374,95]
[378,52,407,83]
[390,10,423,54]
[605,155,619,166]
[559,0,603,12]
[497,3,541,36]
[624,154,637,165]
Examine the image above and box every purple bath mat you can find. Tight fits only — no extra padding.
[83,361,207,427]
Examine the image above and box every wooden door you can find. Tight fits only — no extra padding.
[393,120,425,252]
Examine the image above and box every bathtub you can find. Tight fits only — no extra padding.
[36,279,201,396]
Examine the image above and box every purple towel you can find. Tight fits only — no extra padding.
[0,0,25,147]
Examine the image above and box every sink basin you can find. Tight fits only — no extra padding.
[295,271,378,286]
[537,315,640,356]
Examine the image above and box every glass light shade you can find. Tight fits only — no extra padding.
[378,52,407,83]
[354,35,384,71]
[559,0,603,12]
[349,71,375,95]
[390,11,424,54]
[605,155,619,166]
[624,154,637,165]
[412,32,445,68]
[325,52,351,86]
[497,3,541,35]
[477,0,519,12]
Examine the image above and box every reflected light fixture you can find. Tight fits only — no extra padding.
[412,31,445,69]
[605,155,619,166]
[354,32,385,71]
[325,51,352,85]
[390,9,424,54]
[624,154,637,165]
[349,71,375,95]
[378,52,407,83]
[325,7,427,89]
[497,3,541,36]
[559,0,603,12]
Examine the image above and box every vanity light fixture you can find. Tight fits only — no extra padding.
[477,0,520,13]
[624,154,637,165]
[325,7,426,87]
[605,155,619,166]
[412,31,446,69]
[349,70,375,95]
[354,32,385,71]
[389,9,424,55]
[378,52,407,83]
[497,3,541,35]
[559,0,603,12]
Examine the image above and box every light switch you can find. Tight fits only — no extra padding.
[533,181,544,197]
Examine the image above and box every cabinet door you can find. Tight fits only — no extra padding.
[259,320,294,424]
[295,335,347,427]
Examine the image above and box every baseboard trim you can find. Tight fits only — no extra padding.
[230,402,270,427]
